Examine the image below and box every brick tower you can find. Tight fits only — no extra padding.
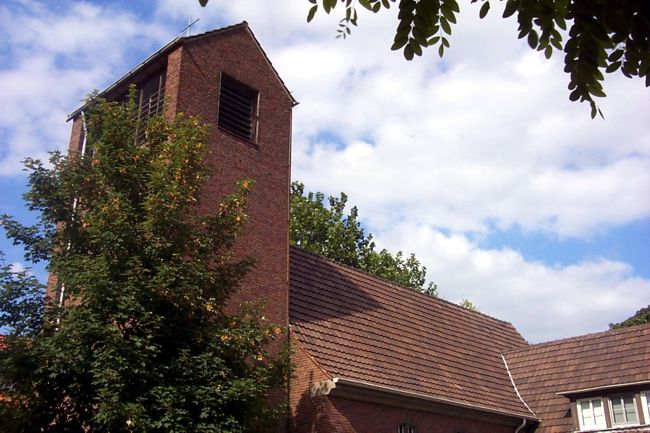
[64,22,295,333]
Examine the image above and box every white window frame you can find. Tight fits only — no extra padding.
[640,391,650,425]
[576,397,607,431]
[608,394,639,427]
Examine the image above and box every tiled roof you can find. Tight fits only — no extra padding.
[505,324,650,433]
[289,247,534,419]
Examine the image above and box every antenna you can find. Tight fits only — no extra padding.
[180,18,200,37]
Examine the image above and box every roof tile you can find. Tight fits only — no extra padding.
[289,247,533,418]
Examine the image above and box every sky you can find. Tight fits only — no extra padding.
[0,0,649,343]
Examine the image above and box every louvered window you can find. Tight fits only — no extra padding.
[398,423,416,433]
[135,70,166,142]
[218,74,259,143]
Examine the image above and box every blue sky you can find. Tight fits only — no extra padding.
[1,0,649,343]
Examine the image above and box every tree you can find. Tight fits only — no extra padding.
[290,181,437,296]
[459,299,478,311]
[0,93,288,433]
[609,305,650,329]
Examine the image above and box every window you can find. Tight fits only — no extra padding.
[609,394,639,426]
[398,423,416,433]
[577,398,607,430]
[218,74,259,142]
[135,70,166,142]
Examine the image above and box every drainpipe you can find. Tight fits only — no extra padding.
[514,418,527,433]
[58,111,88,313]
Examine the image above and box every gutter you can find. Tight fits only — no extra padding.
[327,377,539,422]
[557,380,650,396]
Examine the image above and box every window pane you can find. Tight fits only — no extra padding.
[624,396,638,423]
[610,395,638,425]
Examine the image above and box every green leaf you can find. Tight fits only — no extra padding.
[569,88,581,101]
[605,61,621,73]
[411,39,423,56]
[440,17,452,35]
[358,0,372,10]
[479,1,490,19]
[608,49,624,63]
[404,44,415,60]
[391,36,409,51]
[307,5,318,23]
[589,86,606,98]
[527,30,539,49]
[503,0,518,18]
[438,43,445,57]
[441,5,457,24]
[199,0,208,5]
[544,45,553,59]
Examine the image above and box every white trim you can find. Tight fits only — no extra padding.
[557,380,650,396]
[640,391,650,425]
[576,397,607,431]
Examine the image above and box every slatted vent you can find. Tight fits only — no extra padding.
[218,74,258,142]
[135,71,166,143]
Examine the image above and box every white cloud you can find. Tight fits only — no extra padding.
[377,224,650,343]
[0,1,169,175]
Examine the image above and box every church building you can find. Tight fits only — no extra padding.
[65,22,650,433]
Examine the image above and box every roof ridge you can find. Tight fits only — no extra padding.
[506,321,650,354]
[290,246,522,330]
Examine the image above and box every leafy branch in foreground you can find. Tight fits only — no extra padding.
[300,0,649,118]
[0,94,288,433]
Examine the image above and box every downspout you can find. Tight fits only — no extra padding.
[514,418,527,433]
[501,353,536,416]
[58,111,88,312]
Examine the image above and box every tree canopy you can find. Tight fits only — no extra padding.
[292,0,650,119]
[0,93,287,433]
[609,305,650,329]
[290,181,437,296]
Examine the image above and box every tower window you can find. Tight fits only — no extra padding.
[218,74,259,143]
[398,423,416,433]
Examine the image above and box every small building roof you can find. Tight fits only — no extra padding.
[505,323,650,433]
[289,247,536,420]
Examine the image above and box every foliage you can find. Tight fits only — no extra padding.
[0,255,45,338]
[609,305,650,329]
[0,94,288,433]
[290,181,437,295]
[298,0,650,119]
[459,298,478,311]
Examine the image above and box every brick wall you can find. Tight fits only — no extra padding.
[321,397,520,433]
[170,27,293,332]
[290,331,336,433]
